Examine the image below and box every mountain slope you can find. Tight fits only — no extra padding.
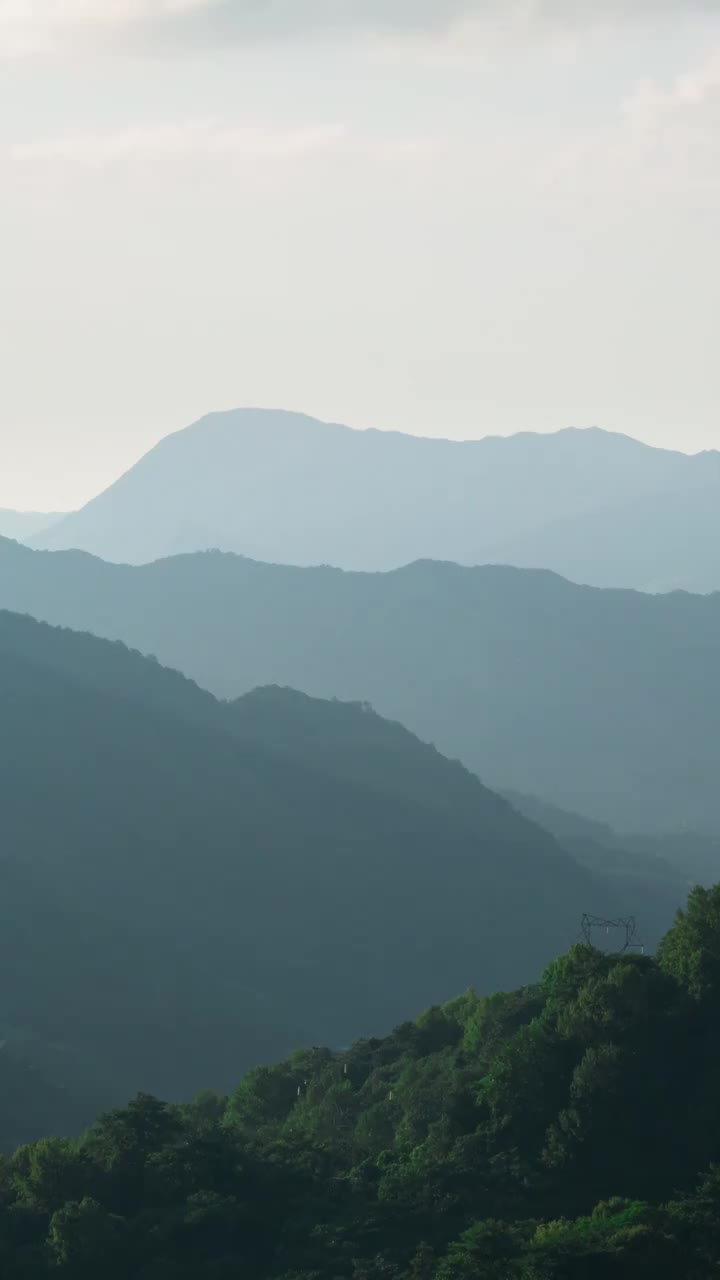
[501,788,696,944]
[232,690,694,948]
[490,483,720,593]
[0,610,615,1143]
[4,541,720,833]
[502,789,713,886]
[0,510,62,540]
[29,409,720,589]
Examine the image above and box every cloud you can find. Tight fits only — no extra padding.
[617,51,720,194]
[205,0,718,35]
[624,50,720,122]
[0,0,214,55]
[5,119,347,167]
[525,46,720,210]
[3,119,439,184]
[1,0,716,58]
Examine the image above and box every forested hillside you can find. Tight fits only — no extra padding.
[3,887,720,1278]
[1,611,625,1146]
[4,540,720,833]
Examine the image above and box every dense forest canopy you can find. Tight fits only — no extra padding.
[3,886,720,1277]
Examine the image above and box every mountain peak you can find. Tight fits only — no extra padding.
[27,410,720,584]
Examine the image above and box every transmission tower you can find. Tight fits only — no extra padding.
[580,914,644,954]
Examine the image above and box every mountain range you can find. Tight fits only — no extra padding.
[26,409,720,591]
[2,607,653,1144]
[3,537,720,835]
[5,405,719,1153]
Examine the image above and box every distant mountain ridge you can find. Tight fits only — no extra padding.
[29,409,720,590]
[3,539,720,834]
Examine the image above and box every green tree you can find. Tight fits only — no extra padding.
[12,1138,88,1214]
[48,1196,127,1273]
[436,1219,528,1280]
[658,885,720,1001]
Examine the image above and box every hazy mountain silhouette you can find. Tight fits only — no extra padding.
[1,609,627,1139]
[500,790,717,886]
[500,788,698,935]
[0,509,62,541]
[490,485,720,593]
[3,539,720,834]
[232,687,690,943]
[29,409,720,590]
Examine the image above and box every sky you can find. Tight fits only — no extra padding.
[1,1,719,511]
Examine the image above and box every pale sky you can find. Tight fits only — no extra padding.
[1,0,719,510]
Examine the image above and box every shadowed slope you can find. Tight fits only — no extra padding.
[0,610,609,1141]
